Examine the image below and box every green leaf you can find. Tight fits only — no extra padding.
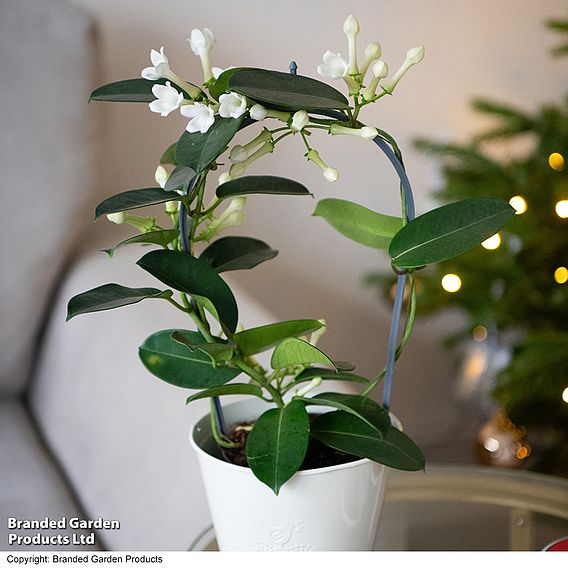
[288,368,369,389]
[246,400,310,495]
[89,78,196,102]
[234,320,326,357]
[311,413,424,471]
[271,338,335,370]
[389,198,515,269]
[300,393,391,434]
[313,198,402,250]
[90,78,160,103]
[136,250,239,334]
[216,176,311,200]
[66,284,171,321]
[139,329,240,389]
[160,143,178,165]
[186,383,264,404]
[228,68,349,111]
[95,188,180,219]
[163,165,196,193]
[171,331,235,366]
[175,116,243,173]
[101,229,179,257]
[200,236,278,273]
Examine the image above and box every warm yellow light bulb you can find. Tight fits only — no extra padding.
[562,387,568,404]
[555,266,568,285]
[549,152,565,172]
[555,200,568,218]
[509,195,527,215]
[481,233,502,250]
[441,273,462,293]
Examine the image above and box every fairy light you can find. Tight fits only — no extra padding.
[562,387,568,404]
[509,195,527,215]
[555,267,568,285]
[473,325,488,342]
[555,200,568,218]
[481,233,502,250]
[441,273,462,293]
[549,152,565,172]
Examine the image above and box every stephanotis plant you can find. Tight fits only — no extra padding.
[67,16,515,495]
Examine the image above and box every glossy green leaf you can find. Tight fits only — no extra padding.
[175,116,243,173]
[200,236,278,273]
[164,165,196,193]
[139,329,240,389]
[90,78,196,102]
[186,383,264,404]
[171,331,235,365]
[288,368,369,389]
[228,68,349,111]
[312,412,424,470]
[66,284,171,321]
[313,198,402,250]
[234,320,326,357]
[216,176,311,200]
[94,188,180,219]
[101,229,179,257]
[136,250,238,334]
[246,400,310,495]
[271,338,335,370]
[299,393,390,434]
[160,143,178,165]
[389,198,515,269]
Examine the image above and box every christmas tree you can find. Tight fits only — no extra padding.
[368,19,568,476]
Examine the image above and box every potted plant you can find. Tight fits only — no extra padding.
[67,15,515,551]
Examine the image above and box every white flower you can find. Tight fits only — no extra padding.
[141,47,171,80]
[317,50,348,80]
[180,103,215,133]
[291,110,309,132]
[250,104,268,121]
[148,81,184,116]
[219,92,247,119]
[154,165,169,188]
[189,28,215,56]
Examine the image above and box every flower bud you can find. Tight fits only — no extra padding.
[106,212,155,232]
[229,145,248,163]
[250,104,268,121]
[343,15,360,76]
[154,165,169,189]
[165,200,179,214]
[359,42,382,78]
[382,46,425,94]
[329,123,377,140]
[291,110,309,132]
[218,172,232,185]
[362,60,389,101]
[306,149,338,182]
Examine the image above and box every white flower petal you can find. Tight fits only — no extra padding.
[317,51,348,80]
[219,92,247,119]
[181,103,215,133]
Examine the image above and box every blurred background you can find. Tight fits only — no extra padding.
[1,0,567,551]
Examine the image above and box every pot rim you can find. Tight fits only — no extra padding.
[190,399,399,478]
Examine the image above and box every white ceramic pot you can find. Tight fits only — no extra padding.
[190,398,390,551]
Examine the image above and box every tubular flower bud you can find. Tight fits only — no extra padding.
[229,128,273,163]
[291,110,309,132]
[229,145,248,163]
[201,197,246,239]
[359,42,382,78]
[165,200,179,214]
[382,46,425,94]
[218,172,233,185]
[306,149,338,182]
[250,104,268,121]
[295,377,323,397]
[343,15,360,76]
[229,141,274,178]
[189,28,215,83]
[362,60,389,101]
[329,123,378,140]
[154,165,169,189]
[106,212,155,232]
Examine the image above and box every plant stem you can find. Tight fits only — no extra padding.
[236,360,284,407]
[210,400,239,448]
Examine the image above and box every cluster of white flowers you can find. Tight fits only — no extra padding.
[141,28,248,134]
[317,14,424,100]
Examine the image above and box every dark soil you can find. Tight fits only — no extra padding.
[220,416,360,470]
